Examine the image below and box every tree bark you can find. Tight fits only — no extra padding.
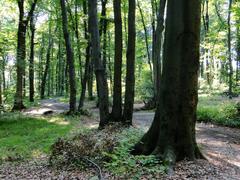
[60,0,77,113]
[78,0,91,110]
[0,67,2,106]
[12,0,38,110]
[40,27,52,99]
[227,0,233,98]
[29,14,35,102]
[111,0,123,121]
[132,0,203,164]
[88,0,109,127]
[122,0,136,125]
[152,0,166,103]
[236,19,240,86]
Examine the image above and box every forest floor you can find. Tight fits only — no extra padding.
[0,98,240,179]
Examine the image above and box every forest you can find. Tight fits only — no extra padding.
[0,0,240,179]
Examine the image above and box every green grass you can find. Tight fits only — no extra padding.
[0,113,80,161]
[197,95,240,127]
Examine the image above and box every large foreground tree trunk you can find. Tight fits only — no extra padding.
[111,0,123,121]
[131,0,203,164]
[12,0,38,110]
[122,0,136,125]
[88,0,109,127]
[152,0,166,102]
[60,0,77,113]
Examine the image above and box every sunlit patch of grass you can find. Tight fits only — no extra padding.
[0,113,78,161]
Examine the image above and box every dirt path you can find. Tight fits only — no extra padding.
[13,98,240,179]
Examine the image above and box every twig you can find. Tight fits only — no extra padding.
[81,157,103,180]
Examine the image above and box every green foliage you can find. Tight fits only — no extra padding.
[104,128,166,178]
[0,113,73,162]
[136,70,154,102]
[197,96,240,127]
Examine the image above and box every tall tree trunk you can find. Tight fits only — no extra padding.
[236,20,240,86]
[111,0,123,121]
[12,0,38,110]
[73,0,83,84]
[132,0,203,165]
[100,0,108,70]
[29,14,35,102]
[227,0,233,98]
[0,68,2,107]
[108,32,113,96]
[122,0,136,125]
[2,56,6,91]
[78,0,91,110]
[41,27,53,99]
[137,0,153,74]
[60,0,77,113]
[38,34,44,93]
[88,62,94,99]
[88,0,109,127]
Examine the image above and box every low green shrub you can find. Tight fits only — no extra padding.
[197,103,240,127]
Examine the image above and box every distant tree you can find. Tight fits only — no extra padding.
[41,24,53,99]
[12,0,38,111]
[227,0,233,98]
[132,0,204,165]
[78,0,91,110]
[60,0,77,113]
[88,0,109,127]
[123,0,136,125]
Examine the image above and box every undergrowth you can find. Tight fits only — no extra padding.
[197,96,240,127]
[49,124,166,179]
[103,128,166,178]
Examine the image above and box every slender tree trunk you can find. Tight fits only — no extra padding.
[132,0,203,165]
[12,0,37,111]
[227,0,233,98]
[60,0,77,113]
[137,0,153,74]
[236,21,240,85]
[111,0,123,121]
[88,0,109,127]
[78,0,91,110]
[41,27,53,99]
[2,56,6,91]
[0,68,2,106]
[74,0,83,84]
[122,0,136,125]
[108,32,113,96]
[29,15,35,102]
[38,34,44,93]
[88,62,94,99]
[100,0,108,70]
